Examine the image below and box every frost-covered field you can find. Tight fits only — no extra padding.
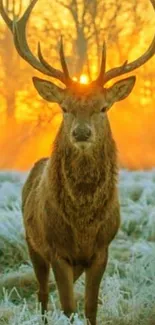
[0,170,155,325]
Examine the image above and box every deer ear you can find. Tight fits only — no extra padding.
[32,77,65,103]
[107,76,136,102]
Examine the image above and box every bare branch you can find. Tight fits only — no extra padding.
[0,0,70,85]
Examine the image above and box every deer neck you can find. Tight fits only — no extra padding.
[45,122,117,217]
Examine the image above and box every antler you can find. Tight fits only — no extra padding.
[96,0,155,85]
[95,41,106,85]
[0,0,71,85]
[1,0,155,88]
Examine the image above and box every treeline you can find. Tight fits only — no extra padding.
[0,0,155,169]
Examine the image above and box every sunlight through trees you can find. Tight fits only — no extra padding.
[0,0,155,169]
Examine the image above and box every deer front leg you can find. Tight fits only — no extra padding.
[85,248,108,325]
[26,240,50,324]
[52,258,76,317]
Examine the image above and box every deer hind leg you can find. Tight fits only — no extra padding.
[27,240,50,319]
[85,248,108,325]
[52,259,76,318]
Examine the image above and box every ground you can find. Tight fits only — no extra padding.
[0,170,155,325]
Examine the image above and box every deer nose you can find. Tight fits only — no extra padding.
[72,126,92,142]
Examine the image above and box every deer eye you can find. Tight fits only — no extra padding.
[101,106,107,113]
[62,107,68,113]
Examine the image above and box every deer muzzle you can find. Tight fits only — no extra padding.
[72,125,91,142]
[71,123,93,150]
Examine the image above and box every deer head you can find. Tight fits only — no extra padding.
[0,0,155,151]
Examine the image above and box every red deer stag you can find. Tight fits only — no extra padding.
[0,0,155,324]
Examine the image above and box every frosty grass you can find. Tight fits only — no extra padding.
[0,170,155,325]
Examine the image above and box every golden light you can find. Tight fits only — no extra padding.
[79,74,89,84]
[72,74,89,84]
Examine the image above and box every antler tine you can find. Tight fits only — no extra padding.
[20,0,38,22]
[95,41,106,85]
[59,36,71,84]
[103,0,155,84]
[37,42,65,82]
[0,0,66,84]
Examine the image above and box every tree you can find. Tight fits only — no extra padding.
[0,0,35,121]
[45,0,150,82]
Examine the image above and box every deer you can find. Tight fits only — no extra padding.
[0,0,155,324]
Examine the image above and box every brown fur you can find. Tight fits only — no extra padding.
[1,0,153,321]
[22,78,137,324]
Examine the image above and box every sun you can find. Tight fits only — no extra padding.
[79,74,89,84]
[72,74,89,84]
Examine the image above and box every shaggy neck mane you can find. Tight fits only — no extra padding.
[48,122,118,202]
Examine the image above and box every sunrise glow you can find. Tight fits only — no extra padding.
[0,0,155,170]
[72,74,89,84]
[79,74,89,84]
